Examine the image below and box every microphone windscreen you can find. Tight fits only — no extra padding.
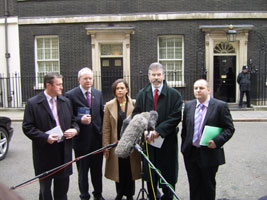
[147,111,158,131]
[115,112,150,158]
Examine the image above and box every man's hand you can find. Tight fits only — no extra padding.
[64,128,78,139]
[144,130,159,144]
[81,114,91,125]
[207,140,217,149]
[104,150,109,159]
[47,134,58,144]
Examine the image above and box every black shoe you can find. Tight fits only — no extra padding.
[115,194,123,200]
[126,196,133,200]
[94,196,105,200]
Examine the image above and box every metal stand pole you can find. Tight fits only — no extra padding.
[136,142,148,200]
[10,142,118,190]
[134,144,182,200]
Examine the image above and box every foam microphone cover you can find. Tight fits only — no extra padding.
[115,111,158,158]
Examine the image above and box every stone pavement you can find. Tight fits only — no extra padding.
[1,106,267,122]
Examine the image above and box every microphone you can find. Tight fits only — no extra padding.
[115,111,158,158]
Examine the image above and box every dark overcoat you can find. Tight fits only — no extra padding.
[22,92,79,177]
[237,72,251,91]
[65,86,104,152]
[132,80,182,185]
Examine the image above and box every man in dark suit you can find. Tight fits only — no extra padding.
[22,72,79,200]
[65,67,104,200]
[181,79,235,200]
[132,62,182,200]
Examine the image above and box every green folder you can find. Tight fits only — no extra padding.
[200,125,222,146]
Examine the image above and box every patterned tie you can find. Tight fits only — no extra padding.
[153,89,159,110]
[193,104,204,146]
[50,98,59,126]
[85,91,91,108]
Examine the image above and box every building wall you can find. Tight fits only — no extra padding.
[19,18,267,101]
[16,0,267,17]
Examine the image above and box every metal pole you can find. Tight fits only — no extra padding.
[4,0,12,107]
[135,144,182,200]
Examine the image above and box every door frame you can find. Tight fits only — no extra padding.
[86,27,135,91]
[201,25,252,103]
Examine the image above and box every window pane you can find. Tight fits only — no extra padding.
[52,49,59,59]
[37,38,44,48]
[35,36,60,86]
[159,48,167,59]
[44,38,50,48]
[159,38,167,47]
[167,48,174,59]
[158,36,183,84]
[52,39,58,48]
[101,44,122,56]
[45,49,51,59]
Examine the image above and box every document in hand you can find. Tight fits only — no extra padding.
[45,125,63,142]
[200,125,222,146]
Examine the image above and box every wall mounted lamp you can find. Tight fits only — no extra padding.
[226,24,237,42]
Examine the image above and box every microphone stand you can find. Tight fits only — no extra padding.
[136,135,149,200]
[134,143,182,200]
[10,142,118,190]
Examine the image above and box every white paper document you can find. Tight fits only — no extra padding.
[45,125,63,142]
[149,136,164,148]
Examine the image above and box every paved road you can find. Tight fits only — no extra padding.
[0,122,267,200]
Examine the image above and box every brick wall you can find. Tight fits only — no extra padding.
[16,0,267,17]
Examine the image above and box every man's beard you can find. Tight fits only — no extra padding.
[151,80,162,88]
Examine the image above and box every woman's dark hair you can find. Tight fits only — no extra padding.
[111,79,129,97]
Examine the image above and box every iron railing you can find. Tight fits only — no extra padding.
[0,69,266,108]
[0,71,202,108]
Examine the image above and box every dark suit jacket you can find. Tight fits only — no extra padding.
[65,86,104,152]
[22,92,79,176]
[181,97,235,167]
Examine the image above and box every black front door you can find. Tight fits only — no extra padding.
[101,58,123,103]
[214,56,236,102]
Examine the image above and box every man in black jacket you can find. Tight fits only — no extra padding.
[237,65,251,108]
[65,68,104,200]
[181,79,235,200]
[23,72,79,200]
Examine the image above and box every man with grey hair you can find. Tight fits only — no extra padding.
[133,62,183,200]
[65,68,105,200]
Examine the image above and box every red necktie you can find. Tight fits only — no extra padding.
[85,91,91,108]
[154,89,159,110]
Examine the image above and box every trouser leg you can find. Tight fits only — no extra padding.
[53,176,69,200]
[39,177,53,200]
[91,153,103,198]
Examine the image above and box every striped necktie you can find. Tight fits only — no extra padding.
[193,104,204,146]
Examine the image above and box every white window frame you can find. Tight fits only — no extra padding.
[157,35,184,87]
[34,35,60,89]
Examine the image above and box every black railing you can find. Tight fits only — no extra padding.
[0,71,202,108]
[1,69,266,108]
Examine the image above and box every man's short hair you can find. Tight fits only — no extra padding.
[148,62,165,74]
[44,72,63,88]
[78,67,93,78]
